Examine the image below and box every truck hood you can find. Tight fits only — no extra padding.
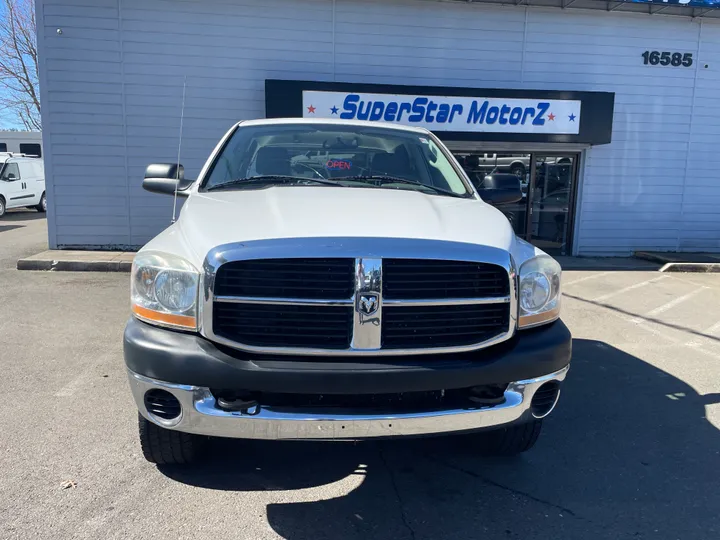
[167,187,516,267]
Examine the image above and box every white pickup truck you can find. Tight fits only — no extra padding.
[124,118,570,465]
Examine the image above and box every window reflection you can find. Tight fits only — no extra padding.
[454,152,531,238]
[531,156,575,255]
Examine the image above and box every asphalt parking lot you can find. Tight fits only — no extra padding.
[2,211,720,540]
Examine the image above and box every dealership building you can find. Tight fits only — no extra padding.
[37,0,720,255]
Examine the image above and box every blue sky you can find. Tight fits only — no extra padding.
[0,106,21,130]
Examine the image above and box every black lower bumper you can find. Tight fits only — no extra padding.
[123,318,571,395]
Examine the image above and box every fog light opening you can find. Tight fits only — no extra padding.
[531,381,561,419]
[144,389,182,422]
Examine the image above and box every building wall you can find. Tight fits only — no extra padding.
[37,0,720,254]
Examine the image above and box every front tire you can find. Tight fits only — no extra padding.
[473,420,543,456]
[35,192,47,213]
[138,413,205,465]
[0,196,5,218]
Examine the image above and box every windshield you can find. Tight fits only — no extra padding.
[202,124,472,197]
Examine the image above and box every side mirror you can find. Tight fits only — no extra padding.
[6,173,16,180]
[477,173,522,205]
[143,163,194,196]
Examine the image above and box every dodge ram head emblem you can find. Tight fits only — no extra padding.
[358,295,379,316]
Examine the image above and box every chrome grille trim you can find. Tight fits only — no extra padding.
[351,258,382,350]
[383,296,510,307]
[201,238,517,356]
[213,295,510,307]
[214,295,354,306]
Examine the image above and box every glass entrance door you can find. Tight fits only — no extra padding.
[528,154,578,255]
[452,149,579,255]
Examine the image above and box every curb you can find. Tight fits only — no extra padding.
[633,252,672,265]
[561,262,659,271]
[17,259,132,272]
[635,252,720,272]
[659,262,720,273]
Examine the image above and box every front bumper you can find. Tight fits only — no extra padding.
[124,318,571,394]
[129,366,569,440]
[124,318,572,439]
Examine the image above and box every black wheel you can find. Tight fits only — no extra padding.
[138,413,205,465]
[510,164,525,180]
[0,196,5,218]
[472,420,543,456]
[35,192,47,213]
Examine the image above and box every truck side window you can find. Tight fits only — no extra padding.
[0,143,7,152]
[0,162,20,181]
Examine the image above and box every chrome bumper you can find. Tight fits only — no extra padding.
[128,366,569,440]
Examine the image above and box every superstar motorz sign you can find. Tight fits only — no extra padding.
[302,90,581,135]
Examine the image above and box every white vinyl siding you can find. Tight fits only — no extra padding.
[38,0,720,254]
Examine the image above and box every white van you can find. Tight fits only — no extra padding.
[0,154,46,217]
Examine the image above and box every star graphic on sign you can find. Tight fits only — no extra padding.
[307,104,316,114]
[568,113,576,122]
[547,113,556,121]
[330,106,339,115]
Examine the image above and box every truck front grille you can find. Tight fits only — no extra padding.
[208,254,512,355]
[215,258,355,300]
[382,304,510,349]
[383,259,509,299]
[213,303,353,349]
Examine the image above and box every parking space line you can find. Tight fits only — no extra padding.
[592,275,668,302]
[563,292,720,361]
[56,372,92,397]
[629,288,706,324]
[687,319,720,348]
[669,273,720,290]
[563,271,612,286]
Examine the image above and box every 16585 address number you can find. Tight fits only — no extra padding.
[642,51,693,67]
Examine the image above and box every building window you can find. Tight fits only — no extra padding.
[0,143,6,152]
[20,143,41,157]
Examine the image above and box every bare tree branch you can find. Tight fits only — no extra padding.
[0,0,40,129]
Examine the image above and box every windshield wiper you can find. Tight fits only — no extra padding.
[206,176,340,191]
[336,175,467,198]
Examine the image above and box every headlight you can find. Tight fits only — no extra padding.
[131,252,199,330]
[518,255,561,329]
